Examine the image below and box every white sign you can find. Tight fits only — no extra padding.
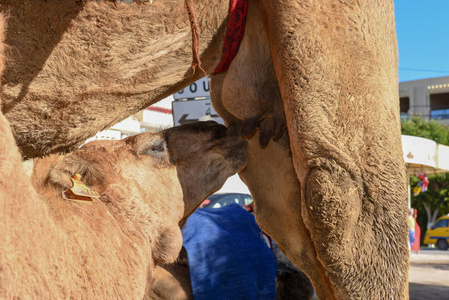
[174,77,210,100]
[172,99,224,126]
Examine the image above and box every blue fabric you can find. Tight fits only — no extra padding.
[182,203,277,300]
[409,229,416,246]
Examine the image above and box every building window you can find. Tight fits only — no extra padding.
[400,97,410,119]
[430,92,449,120]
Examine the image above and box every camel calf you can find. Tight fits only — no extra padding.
[0,120,247,299]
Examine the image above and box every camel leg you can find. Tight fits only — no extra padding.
[211,1,334,297]
[212,88,334,298]
[255,0,409,298]
[239,133,335,299]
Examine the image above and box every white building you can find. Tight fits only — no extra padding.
[399,76,449,123]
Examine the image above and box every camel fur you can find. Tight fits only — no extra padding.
[212,1,409,299]
[0,0,229,158]
[0,116,247,298]
[0,0,409,298]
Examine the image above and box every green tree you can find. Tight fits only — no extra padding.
[401,116,449,243]
[409,174,449,230]
[402,116,449,145]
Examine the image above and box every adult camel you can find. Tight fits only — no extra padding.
[0,0,408,298]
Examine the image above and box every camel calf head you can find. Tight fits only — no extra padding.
[42,121,246,264]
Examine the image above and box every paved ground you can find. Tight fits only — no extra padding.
[309,248,448,300]
[409,249,449,300]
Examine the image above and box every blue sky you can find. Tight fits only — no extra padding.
[395,0,449,82]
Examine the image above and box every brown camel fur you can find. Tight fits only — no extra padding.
[0,0,229,159]
[150,248,193,300]
[212,0,408,299]
[0,1,408,298]
[0,13,4,77]
[0,118,247,298]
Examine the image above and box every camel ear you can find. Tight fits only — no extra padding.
[30,154,66,189]
[49,154,102,190]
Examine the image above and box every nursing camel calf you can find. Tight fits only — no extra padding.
[0,0,408,298]
[0,119,247,299]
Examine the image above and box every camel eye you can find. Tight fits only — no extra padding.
[150,142,166,153]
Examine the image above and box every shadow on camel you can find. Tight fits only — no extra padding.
[0,1,409,298]
[0,115,247,298]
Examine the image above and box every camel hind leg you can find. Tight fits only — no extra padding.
[211,0,335,297]
[257,0,409,298]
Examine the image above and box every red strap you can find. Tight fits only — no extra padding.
[212,0,249,75]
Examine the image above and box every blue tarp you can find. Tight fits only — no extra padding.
[182,203,277,300]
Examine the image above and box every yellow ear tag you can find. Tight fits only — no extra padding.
[62,174,100,204]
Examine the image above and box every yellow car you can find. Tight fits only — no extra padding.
[423,215,449,250]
